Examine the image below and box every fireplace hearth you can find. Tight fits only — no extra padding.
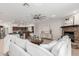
[64,32,74,42]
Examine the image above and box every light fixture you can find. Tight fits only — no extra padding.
[23,3,30,7]
[33,14,46,20]
[73,10,77,14]
[51,15,56,17]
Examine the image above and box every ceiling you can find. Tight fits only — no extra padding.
[0,3,79,25]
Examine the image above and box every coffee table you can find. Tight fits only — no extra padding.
[31,39,43,45]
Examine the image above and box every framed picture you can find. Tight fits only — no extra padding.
[64,16,74,26]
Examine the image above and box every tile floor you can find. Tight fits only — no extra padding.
[0,39,4,53]
[0,39,4,56]
[72,48,79,56]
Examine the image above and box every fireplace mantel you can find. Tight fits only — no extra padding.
[61,25,79,28]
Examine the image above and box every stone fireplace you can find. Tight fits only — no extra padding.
[61,25,79,42]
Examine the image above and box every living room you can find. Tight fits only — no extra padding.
[0,3,79,56]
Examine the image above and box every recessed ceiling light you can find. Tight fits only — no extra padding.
[51,15,56,17]
[73,10,77,14]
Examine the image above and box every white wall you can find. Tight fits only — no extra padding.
[35,18,64,40]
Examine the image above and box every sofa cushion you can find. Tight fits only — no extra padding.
[40,40,57,51]
[14,38,27,50]
[8,43,30,56]
[51,41,65,56]
[26,40,53,56]
[4,35,11,53]
[58,43,68,56]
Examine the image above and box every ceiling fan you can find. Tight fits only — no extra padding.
[33,14,46,20]
[22,3,48,21]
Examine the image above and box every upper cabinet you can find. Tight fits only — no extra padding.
[64,13,79,26]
